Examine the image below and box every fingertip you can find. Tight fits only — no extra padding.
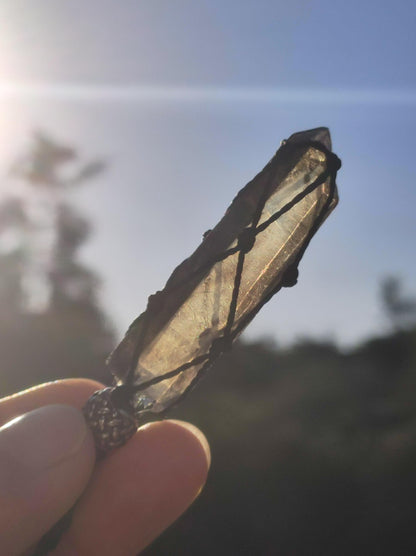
[0,404,95,554]
[150,419,211,476]
[62,419,210,555]
[135,419,211,499]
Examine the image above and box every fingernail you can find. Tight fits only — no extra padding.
[0,404,88,469]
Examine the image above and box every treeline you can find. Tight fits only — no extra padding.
[146,328,416,555]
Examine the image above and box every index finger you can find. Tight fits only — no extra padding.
[0,379,104,426]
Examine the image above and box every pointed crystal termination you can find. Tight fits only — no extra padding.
[87,127,340,451]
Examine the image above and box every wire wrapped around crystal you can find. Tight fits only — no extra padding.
[84,126,341,453]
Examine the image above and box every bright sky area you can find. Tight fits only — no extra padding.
[0,0,415,348]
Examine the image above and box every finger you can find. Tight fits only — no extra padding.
[58,420,210,556]
[0,379,105,426]
[0,404,95,555]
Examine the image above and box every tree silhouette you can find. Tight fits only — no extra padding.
[0,132,114,394]
[380,276,416,331]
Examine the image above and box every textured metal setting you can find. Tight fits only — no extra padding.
[83,387,138,453]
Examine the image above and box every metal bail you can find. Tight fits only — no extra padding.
[83,387,138,454]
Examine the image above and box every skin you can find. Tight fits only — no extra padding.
[0,379,210,556]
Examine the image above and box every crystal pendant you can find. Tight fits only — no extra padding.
[86,126,341,452]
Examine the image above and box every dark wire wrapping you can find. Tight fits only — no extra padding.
[121,140,340,412]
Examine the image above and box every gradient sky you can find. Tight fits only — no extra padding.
[0,0,415,348]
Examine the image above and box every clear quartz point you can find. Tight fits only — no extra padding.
[108,127,340,416]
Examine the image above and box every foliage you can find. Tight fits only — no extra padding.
[0,132,114,394]
[145,329,416,555]
[380,276,416,331]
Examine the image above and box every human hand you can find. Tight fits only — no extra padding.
[0,379,210,555]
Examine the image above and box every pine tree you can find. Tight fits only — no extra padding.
[0,132,114,394]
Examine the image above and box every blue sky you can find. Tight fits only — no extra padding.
[0,0,415,347]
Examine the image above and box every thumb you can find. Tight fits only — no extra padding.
[0,404,95,555]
